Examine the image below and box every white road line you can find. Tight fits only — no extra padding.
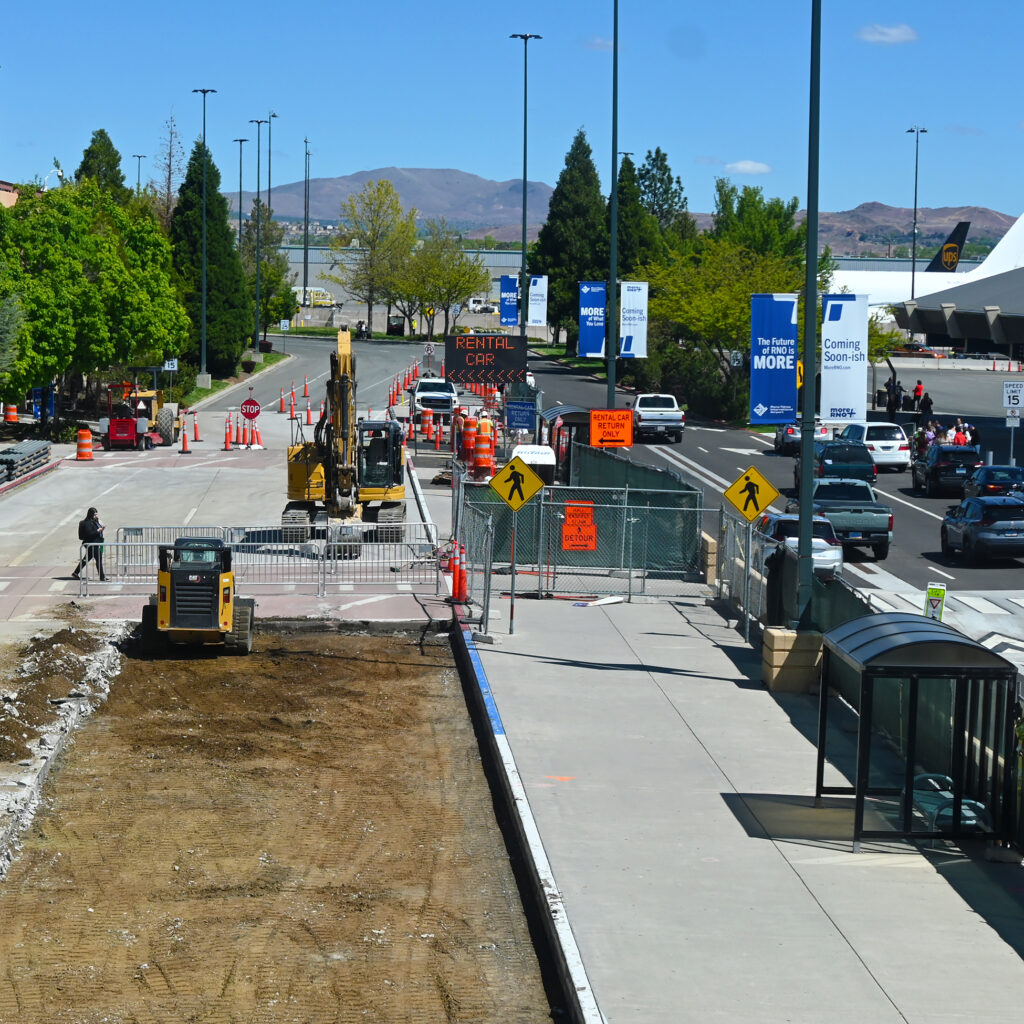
[950,595,1008,615]
[930,567,956,580]
[872,485,944,521]
[867,595,898,611]
[183,506,199,526]
[698,446,708,453]
[654,448,732,490]
[748,433,773,446]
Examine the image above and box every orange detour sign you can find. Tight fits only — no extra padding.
[561,501,597,551]
[589,408,633,447]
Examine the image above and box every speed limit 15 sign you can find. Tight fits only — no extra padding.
[1003,381,1024,408]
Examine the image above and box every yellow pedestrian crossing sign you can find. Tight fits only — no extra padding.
[490,455,544,511]
[724,465,780,522]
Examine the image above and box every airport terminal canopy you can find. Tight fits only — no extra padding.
[893,266,1024,353]
[815,612,1019,850]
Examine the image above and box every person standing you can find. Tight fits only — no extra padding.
[71,507,105,581]
[917,392,934,425]
[913,380,924,409]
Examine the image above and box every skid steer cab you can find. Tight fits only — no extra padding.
[141,538,254,656]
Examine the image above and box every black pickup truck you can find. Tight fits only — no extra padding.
[787,477,894,560]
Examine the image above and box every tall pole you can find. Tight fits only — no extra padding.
[192,88,216,382]
[606,0,619,409]
[232,138,248,249]
[250,118,268,347]
[510,33,541,364]
[131,154,145,194]
[267,110,278,215]
[796,0,821,629]
[303,137,311,306]
[907,125,927,301]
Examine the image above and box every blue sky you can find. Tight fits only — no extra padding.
[4,1,1023,218]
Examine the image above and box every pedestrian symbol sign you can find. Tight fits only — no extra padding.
[924,582,946,621]
[490,455,544,511]
[723,466,780,522]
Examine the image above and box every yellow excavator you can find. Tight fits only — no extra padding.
[282,329,406,543]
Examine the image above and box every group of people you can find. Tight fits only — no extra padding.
[913,418,981,456]
[884,378,936,422]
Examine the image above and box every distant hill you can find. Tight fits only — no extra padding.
[227,168,1016,250]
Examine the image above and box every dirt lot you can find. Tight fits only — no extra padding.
[0,616,554,1022]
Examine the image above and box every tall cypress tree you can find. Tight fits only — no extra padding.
[529,129,606,351]
[637,147,697,247]
[611,154,665,276]
[75,129,131,204]
[170,141,251,376]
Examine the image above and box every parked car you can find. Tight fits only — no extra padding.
[889,342,946,358]
[773,420,830,455]
[796,440,877,490]
[786,478,894,560]
[836,422,911,471]
[940,495,1024,564]
[963,465,1024,498]
[753,511,843,580]
[911,445,985,497]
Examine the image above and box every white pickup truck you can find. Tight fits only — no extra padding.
[632,394,685,443]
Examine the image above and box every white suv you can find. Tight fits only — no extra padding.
[837,422,911,471]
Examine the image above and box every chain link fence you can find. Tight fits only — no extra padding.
[458,502,495,631]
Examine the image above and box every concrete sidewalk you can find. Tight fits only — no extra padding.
[468,597,1024,1023]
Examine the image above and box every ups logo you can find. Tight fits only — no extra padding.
[941,243,960,270]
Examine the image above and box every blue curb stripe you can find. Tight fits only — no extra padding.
[462,628,505,737]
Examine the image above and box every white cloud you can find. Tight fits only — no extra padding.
[725,160,772,175]
[582,35,613,51]
[857,23,918,45]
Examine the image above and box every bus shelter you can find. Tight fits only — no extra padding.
[536,406,591,484]
[815,612,1019,850]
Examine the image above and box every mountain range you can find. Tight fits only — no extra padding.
[227,167,1017,252]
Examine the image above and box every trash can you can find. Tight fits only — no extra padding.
[875,389,887,407]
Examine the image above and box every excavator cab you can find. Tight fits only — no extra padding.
[358,421,404,490]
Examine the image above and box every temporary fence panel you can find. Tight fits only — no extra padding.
[459,502,494,629]
[321,523,440,593]
[572,441,701,494]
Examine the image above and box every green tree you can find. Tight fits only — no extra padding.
[75,129,130,204]
[240,200,297,341]
[325,180,417,334]
[611,154,665,277]
[413,219,490,335]
[529,129,607,353]
[169,141,251,376]
[636,147,697,246]
[0,180,188,413]
[711,178,804,264]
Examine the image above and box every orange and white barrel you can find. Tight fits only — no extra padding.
[76,428,93,461]
[473,432,491,478]
[422,407,433,441]
[462,416,478,462]
[4,404,18,424]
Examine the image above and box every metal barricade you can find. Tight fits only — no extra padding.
[458,502,494,630]
[322,522,440,593]
[718,508,773,639]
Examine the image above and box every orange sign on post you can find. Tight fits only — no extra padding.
[561,501,597,551]
[589,408,633,448]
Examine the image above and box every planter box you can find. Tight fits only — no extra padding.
[241,360,256,374]
[259,340,274,354]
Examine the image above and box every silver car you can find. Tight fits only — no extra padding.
[773,420,830,455]
[753,511,844,579]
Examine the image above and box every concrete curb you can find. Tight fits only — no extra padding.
[450,622,604,1024]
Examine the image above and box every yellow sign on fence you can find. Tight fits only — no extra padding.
[490,456,544,512]
[723,466,780,522]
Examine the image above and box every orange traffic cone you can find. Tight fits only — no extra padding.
[180,426,191,454]
[413,362,419,381]
[440,360,445,377]
[434,421,441,451]
[254,425,263,448]
[319,399,324,420]
[450,545,461,601]
[458,544,468,602]
[224,414,232,451]
[290,381,296,404]
[242,421,250,447]
[303,375,309,398]
[193,412,201,442]
[289,396,296,420]
[279,388,285,413]
[306,399,312,425]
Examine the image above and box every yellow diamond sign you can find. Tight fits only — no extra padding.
[490,455,545,512]
[724,465,780,522]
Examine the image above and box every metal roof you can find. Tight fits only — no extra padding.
[823,612,1017,675]
[539,405,591,424]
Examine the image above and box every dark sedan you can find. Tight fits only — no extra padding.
[911,445,985,496]
[941,496,1024,564]
[963,465,1024,498]
[795,441,876,490]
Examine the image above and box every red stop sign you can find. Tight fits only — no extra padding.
[240,398,261,420]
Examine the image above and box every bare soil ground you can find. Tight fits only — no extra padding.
[0,618,553,1022]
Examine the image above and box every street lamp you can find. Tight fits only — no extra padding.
[131,154,145,194]
[606,0,620,408]
[906,125,927,300]
[232,138,248,248]
[303,137,311,307]
[267,111,278,215]
[192,88,216,384]
[249,118,269,348]
[510,33,541,361]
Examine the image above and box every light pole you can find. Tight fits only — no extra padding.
[267,111,278,215]
[192,88,216,385]
[232,138,248,249]
[906,125,927,300]
[303,137,311,307]
[606,0,619,409]
[249,118,269,347]
[510,33,541,362]
[131,154,145,194]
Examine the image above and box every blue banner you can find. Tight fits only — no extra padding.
[500,275,519,327]
[749,293,798,425]
[578,281,606,358]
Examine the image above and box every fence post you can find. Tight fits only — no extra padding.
[743,519,752,643]
[537,486,546,597]
[481,516,494,634]
[718,505,726,601]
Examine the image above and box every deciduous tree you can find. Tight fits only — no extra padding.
[711,178,804,264]
[152,113,185,232]
[413,219,490,336]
